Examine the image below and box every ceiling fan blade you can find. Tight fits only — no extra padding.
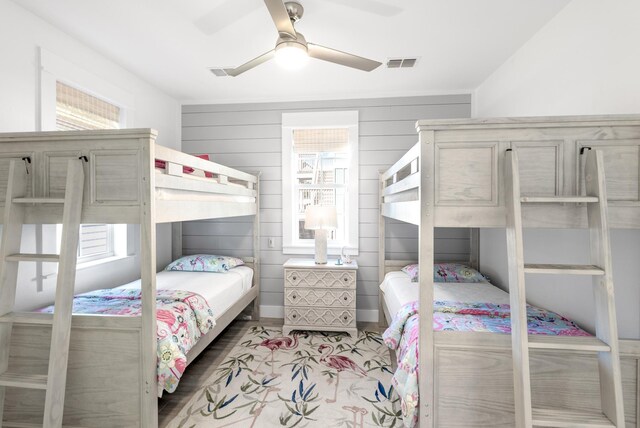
[264,0,296,38]
[308,44,382,72]
[323,0,402,17]
[224,50,275,77]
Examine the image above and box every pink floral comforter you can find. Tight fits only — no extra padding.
[39,288,216,396]
[382,300,589,427]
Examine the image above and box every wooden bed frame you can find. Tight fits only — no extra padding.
[378,115,640,428]
[0,129,260,427]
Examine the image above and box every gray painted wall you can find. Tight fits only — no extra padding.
[181,95,472,320]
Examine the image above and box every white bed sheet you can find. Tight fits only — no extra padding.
[117,266,253,319]
[380,271,510,318]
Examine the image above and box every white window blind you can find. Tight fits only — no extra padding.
[55,81,121,262]
[78,224,114,259]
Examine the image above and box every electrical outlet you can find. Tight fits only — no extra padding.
[268,237,275,248]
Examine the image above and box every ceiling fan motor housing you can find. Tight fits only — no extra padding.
[276,31,308,53]
[285,1,304,22]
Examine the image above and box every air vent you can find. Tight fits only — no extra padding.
[209,68,231,77]
[386,58,419,68]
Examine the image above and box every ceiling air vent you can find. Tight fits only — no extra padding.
[386,58,419,69]
[209,68,231,77]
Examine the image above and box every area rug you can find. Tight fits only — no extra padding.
[167,326,401,427]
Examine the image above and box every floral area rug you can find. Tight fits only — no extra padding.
[167,326,401,427]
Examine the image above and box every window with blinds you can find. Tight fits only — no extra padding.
[56,82,121,131]
[292,128,350,242]
[55,81,121,263]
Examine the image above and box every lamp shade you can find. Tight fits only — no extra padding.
[304,206,338,230]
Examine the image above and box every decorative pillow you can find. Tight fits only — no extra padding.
[165,254,244,273]
[155,154,213,178]
[401,263,488,283]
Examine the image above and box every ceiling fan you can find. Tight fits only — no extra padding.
[223,0,382,77]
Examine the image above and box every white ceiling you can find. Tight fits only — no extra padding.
[14,0,571,104]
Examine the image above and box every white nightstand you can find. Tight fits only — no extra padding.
[282,258,358,338]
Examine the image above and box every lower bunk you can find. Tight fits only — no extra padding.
[2,258,258,427]
[380,262,640,428]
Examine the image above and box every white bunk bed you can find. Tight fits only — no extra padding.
[0,129,260,427]
[378,115,640,428]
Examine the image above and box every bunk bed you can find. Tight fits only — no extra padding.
[0,129,260,427]
[378,115,640,428]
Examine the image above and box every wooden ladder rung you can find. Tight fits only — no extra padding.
[529,335,610,352]
[524,263,605,275]
[0,312,53,325]
[1,423,87,428]
[520,196,599,203]
[0,372,48,390]
[5,253,60,262]
[12,197,65,204]
[532,407,615,427]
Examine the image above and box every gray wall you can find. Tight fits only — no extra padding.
[181,95,472,320]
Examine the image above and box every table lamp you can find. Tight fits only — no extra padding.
[304,205,338,264]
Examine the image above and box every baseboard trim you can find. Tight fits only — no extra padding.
[259,305,379,324]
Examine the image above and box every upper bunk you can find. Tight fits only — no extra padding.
[0,128,258,224]
[380,114,640,229]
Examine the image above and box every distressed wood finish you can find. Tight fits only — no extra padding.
[378,115,640,427]
[0,129,261,426]
[0,129,258,225]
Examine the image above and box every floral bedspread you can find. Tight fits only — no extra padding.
[382,301,589,427]
[39,288,216,396]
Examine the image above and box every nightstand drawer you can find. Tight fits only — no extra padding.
[285,307,356,328]
[285,269,355,289]
[285,288,355,307]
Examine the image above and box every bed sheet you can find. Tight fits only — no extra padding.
[380,270,588,428]
[380,271,510,318]
[116,266,253,318]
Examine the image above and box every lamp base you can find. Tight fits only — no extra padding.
[314,229,328,264]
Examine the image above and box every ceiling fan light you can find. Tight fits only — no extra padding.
[275,42,308,70]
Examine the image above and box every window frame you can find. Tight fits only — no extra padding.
[39,48,134,267]
[281,110,359,255]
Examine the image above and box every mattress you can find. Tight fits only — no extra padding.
[380,271,510,318]
[117,266,253,318]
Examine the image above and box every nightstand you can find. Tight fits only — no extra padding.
[282,258,358,338]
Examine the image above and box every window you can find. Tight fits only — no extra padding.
[282,111,359,254]
[55,81,124,264]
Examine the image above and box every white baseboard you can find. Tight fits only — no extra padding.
[259,305,379,323]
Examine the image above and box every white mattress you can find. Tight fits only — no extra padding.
[117,266,253,319]
[380,271,510,318]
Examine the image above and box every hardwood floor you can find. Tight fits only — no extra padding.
[157,318,384,426]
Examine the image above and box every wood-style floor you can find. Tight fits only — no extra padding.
[158,318,383,426]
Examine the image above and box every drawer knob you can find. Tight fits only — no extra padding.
[343,316,348,320]
[292,295,296,299]
[344,296,348,301]
[344,277,348,282]
[292,276,297,280]
[292,314,297,318]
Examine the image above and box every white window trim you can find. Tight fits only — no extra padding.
[39,47,135,267]
[282,110,359,255]
[38,47,133,132]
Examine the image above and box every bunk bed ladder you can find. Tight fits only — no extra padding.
[0,159,85,428]
[505,148,625,428]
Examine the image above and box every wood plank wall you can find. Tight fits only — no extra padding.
[181,95,471,319]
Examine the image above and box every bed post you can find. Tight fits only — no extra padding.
[470,228,480,270]
[252,173,261,320]
[378,171,386,327]
[172,222,182,260]
[140,137,158,427]
[418,127,435,428]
